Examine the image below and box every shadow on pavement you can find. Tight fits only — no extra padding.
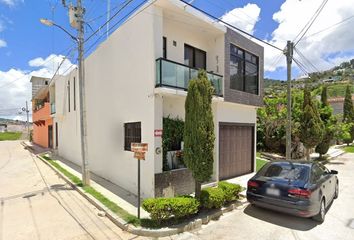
[243,205,319,231]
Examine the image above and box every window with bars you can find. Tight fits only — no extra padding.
[124,122,141,151]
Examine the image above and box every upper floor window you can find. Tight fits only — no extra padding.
[230,44,259,95]
[184,44,206,69]
[163,37,167,59]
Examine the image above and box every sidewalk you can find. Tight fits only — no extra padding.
[310,144,345,160]
[22,141,149,218]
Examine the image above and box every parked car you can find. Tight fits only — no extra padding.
[247,161,338,223]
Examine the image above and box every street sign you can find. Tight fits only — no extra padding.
[131,142,148,219]
[131,143,148,153]
[154,129,163,137]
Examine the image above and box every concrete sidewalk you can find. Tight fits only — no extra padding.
[23,141,150,219]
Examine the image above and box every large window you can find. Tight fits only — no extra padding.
[230,44,259,94]
[184,44,206,69]
[124,122,141,151]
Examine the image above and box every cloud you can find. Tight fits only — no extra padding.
[0,0,23,7]
[221,3,261,35]
[0,39,6,47]
[0,54,76,121]
[264,0,354,74]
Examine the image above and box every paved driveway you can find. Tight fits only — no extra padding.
[173,152,354,240]
[0,141,144,240]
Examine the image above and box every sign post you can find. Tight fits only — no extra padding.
[131,143,148,219]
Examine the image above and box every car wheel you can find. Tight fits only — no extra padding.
[313,199,326,223]
[334,182,339,199]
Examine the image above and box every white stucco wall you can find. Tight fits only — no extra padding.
[53,70,82,166]
[82,4,162,198]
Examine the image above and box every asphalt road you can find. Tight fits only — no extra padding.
[166,152,354,240]
[0,141,144,240]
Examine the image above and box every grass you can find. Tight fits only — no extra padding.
[256,158,267,171]
[0,132,22,141]
[41,155,140,226]
[344,145,354,153]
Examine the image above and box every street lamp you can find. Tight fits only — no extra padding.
[39,16,90,186]
[40,18,78,42]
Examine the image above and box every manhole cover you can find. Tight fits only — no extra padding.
[349,219,354,229]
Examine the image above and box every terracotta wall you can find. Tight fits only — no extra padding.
[32,102,53,148]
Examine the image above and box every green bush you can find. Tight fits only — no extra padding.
[142,197,199,223]
[200,187,225,209]
[218,181,242,202]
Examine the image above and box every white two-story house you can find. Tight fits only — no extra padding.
[50,0,264,199]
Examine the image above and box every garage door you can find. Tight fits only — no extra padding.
[219,123,254,180]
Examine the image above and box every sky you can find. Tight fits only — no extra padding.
[0,0,354,120]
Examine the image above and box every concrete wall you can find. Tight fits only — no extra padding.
[54,70,82,166]
[82,4,162,198]
[155,168,194,197]
[32,102,52,148]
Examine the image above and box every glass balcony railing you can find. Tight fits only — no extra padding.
[156,58,223,96]
[50,102,56,114]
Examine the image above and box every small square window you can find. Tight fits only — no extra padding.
[124,122,141,151]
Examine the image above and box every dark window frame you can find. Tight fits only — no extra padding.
[73,77,76,111]
[163,37,167,59]
[230,44,259,95]
[67,80,71,112]
[124,122,141,151]
[55,122,58,148]
[184,44,207,70]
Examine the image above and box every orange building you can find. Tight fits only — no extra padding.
[31,77,53,148]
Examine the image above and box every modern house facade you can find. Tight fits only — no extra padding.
[48,0,264,199]
[31,76,54,148]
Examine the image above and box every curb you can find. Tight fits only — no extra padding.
[36,154,248,237]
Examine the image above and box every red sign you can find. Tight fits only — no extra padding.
[154,129,163,137]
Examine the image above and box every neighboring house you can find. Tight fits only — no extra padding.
[31,76,54,148]
[49,0,264,199]
[328,95,354,115]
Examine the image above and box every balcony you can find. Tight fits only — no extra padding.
[156,58,223,96]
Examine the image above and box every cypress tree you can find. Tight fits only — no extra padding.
[184,70,215,198]
[343,85,354,123]
[300,87,324,160]
[321,85,328,107]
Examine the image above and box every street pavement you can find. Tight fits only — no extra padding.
[0,141,145,240]
[166,152,354,240]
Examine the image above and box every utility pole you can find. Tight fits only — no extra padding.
[25,101,29,139]
[65,0,90,185]
[284,41,294,160]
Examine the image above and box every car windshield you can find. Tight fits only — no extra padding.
[258,163,309,181]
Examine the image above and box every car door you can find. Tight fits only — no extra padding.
[314,163,332,202]
[311,164,329,203]
[322,165,335,200]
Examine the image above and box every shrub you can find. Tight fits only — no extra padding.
[218,181,242,202]
[200,187,225,209]
[142,197,199,223]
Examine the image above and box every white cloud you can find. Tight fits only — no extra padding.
[0,39,6,47]
[264,0,354,73]
[221,3,261,35]
[0,54,76,121]
[0,0,23,7]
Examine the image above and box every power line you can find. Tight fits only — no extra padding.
[301,14,354,41]
[84,0,136,43]
[294,47,320,73]
[179,0,283,52]
[294,0,329,46]
[86,0,131,24]
[85,0,154,55]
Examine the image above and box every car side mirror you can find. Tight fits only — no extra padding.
[330,170,338,175]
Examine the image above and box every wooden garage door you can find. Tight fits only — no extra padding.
[219,123,254,180]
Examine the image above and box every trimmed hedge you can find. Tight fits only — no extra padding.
[142,197,199,222]
[200,187,225,209]
[218,181,242,202]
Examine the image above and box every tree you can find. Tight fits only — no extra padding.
[343,85,354,143]
[316,86,337,158]
[300,87,324,160]
[184,70,215,198]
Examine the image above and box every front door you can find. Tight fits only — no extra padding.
[48,125,53,148]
